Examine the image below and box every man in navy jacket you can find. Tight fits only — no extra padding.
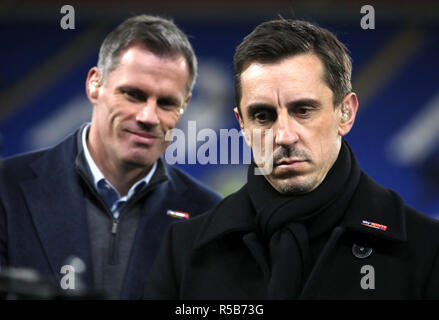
[0,15,221,299]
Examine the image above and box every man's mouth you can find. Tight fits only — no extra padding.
[125,129,161,145]
[274,158,307,168]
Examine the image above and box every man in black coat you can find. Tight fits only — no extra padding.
[0,15,222,299]
[144,19,439,299]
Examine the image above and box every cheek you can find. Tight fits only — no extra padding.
[95,105,117,135]
[260,130,274,154]
[316,122,340,163]
[111,102,149,131]
[248,128,274,164]
[305,118,339,157]
[158,110,181,131]
[103,101,130,128]
[246,125,271,144]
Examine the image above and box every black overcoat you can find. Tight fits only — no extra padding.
[145,172,439,299]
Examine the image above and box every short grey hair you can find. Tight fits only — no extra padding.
[97,14,197,94]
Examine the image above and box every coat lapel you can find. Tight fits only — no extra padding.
[20,132,93,289]
[194,185,273,282]
[300,172,408,299]
[340,172,407,242]
[121,162,182,299]
[242,232,270,280]
[194,185,255,249]
[120,182,169,299]
[299,226,346,299]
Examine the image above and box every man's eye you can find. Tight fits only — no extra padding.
[295,107,312,117]
[123,90,145,101]
[254,111,275,124]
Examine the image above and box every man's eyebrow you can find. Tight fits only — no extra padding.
[157,95,181,106]
[117,86,180,105]
[286,98,322,108]
[246,103,276,114]
[245,99,322,115]
[118,85,145,94]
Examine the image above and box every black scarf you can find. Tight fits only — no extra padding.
[246,140,361,299]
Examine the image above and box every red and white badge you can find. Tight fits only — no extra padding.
[361,220,387,231]
[166,209,190,220]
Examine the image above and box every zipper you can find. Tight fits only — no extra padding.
[110,218,119,264]
[78,170,120,264]
[106,181,164,264]
[77,166,167,265]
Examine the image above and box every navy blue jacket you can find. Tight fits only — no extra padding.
[0,128,222,299]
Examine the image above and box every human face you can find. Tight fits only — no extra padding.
[235,53,357,194]
[87,43,190,170]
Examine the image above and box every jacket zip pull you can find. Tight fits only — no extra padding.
[112,219,119,234]
[110,218,119,264]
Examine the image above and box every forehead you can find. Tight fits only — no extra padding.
[240,53,332,106]
[106,43,189,89]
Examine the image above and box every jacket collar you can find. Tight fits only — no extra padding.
[194,185,255,249]
[340,172,407,243]
[194,170,407,250]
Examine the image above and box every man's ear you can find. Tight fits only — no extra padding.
[179,94,192,116]
[234,107,244,129]
[338,92,359,137]
[86,67,102,103]
[234,107,251,146]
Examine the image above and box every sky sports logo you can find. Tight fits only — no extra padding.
[361,220,387,231]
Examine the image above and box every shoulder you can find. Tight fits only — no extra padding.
[366,173,439,241]
[168,210,210,241]
[365,171,439,235]
[0,149,48,182]
[0,130,78,186]
[404,205,439,237]
[0,149,52,207]
[166,185,249,244]
[164,163,223,204]
[166,191,231,232]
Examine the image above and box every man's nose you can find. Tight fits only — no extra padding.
[274,113,299,147]
[136,101,160,126]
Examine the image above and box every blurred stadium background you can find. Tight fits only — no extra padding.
[0,0,438,218]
